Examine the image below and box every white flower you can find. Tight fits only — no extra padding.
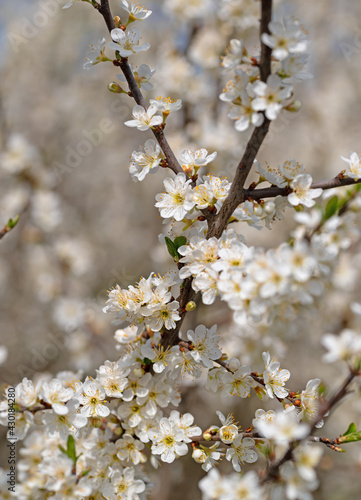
[108,27,150,57]
[222,365,255,398]
[125,103,162,131]
[192,443,224,472]
[280,462,319,500]
[42,399,88,440]
[149,97,182,115]
[169,410,202,441]
[341,152,361,179]
[149,417,189,463]
[116,434,145,465]
[252,409,276,428]
[180,147,217,176]
[216,411,239,444]
[251,74,292,120]
[193,268,219,305]
[198,468,230,500]
[262,351,290,399]
[288,174,323,208]
[294,444,323,481]
[298,379,323,427]
[142,300,181,331]
[255,159,287,188]
[83,38,109,69]
[221,39,243,70]
[120,0,152,21]
[40,379,74,415]
[0,134,38,174]
[261,17,308,61]
[187,324,222,368]
[15,378,41,408]
[129,139,164,182]
[228,91,264,132]
[278,158,305,181]
[77,379,110,417]
[117,63,156,90]
[220,69,249,102]
[321,329,361,367]
[102,467,145,500]
[155,173,195,221]
[255,407,310,445]
[226,436,258,472]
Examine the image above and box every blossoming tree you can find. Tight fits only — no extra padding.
[1,0,361,499]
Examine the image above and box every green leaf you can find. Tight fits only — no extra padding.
[58,445,67,455]
[66,435,77,463]
[343,423,357,436]
[339,431,361,444]
[165,237,178,259]
[6,215,20,229]
[324,196,338,220]
[143,357,152,365]
[174,236,187,250]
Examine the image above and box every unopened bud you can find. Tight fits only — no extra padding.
[108,82,124,94]
[185,301,197,312]
[285,100,302,112]
[254,385,267,399]
[264,201,275,215]
[253,203,263,216]
[192,448,207,463]
[203,431,212,441]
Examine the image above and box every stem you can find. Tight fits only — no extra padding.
[245,176,361,201]
[95,1,183,176]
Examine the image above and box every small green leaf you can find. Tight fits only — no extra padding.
[339,431,361,444]
[324,196,338,220]
[343,422,357,436]
[165,236,178,259]
[66,435,77,463]
[58,445,67,455]
[143,357,152,365]
[7,215,20,229]
[174,236,187,250]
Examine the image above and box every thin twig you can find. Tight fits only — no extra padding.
[261,368,360,483]
[245,175,361,201]
[95,0,183,175]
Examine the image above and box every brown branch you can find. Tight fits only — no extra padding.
[95,1,183,176]
[245,175,361,201]
[98,0,116,31]
[206,0,272,239]
[261,368,360,483]
[161,0,274,347]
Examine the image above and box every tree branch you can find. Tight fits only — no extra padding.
[95,1,183,175]
[206,0,273,239]
[245,175,361,201]
[161,0,274,346]
[261,368,360,483]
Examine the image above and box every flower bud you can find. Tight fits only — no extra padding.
[264,201,275,215]
[253,203,263,216]
[192,448,207,463]
[185,301,197,312]
[286,100,302,112]
[108,82,124,94]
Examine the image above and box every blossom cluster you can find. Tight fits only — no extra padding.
[220,16,311,132]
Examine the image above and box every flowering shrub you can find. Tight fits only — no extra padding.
[1,0,361,499]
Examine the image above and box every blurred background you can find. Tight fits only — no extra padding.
[1,0,361,498]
